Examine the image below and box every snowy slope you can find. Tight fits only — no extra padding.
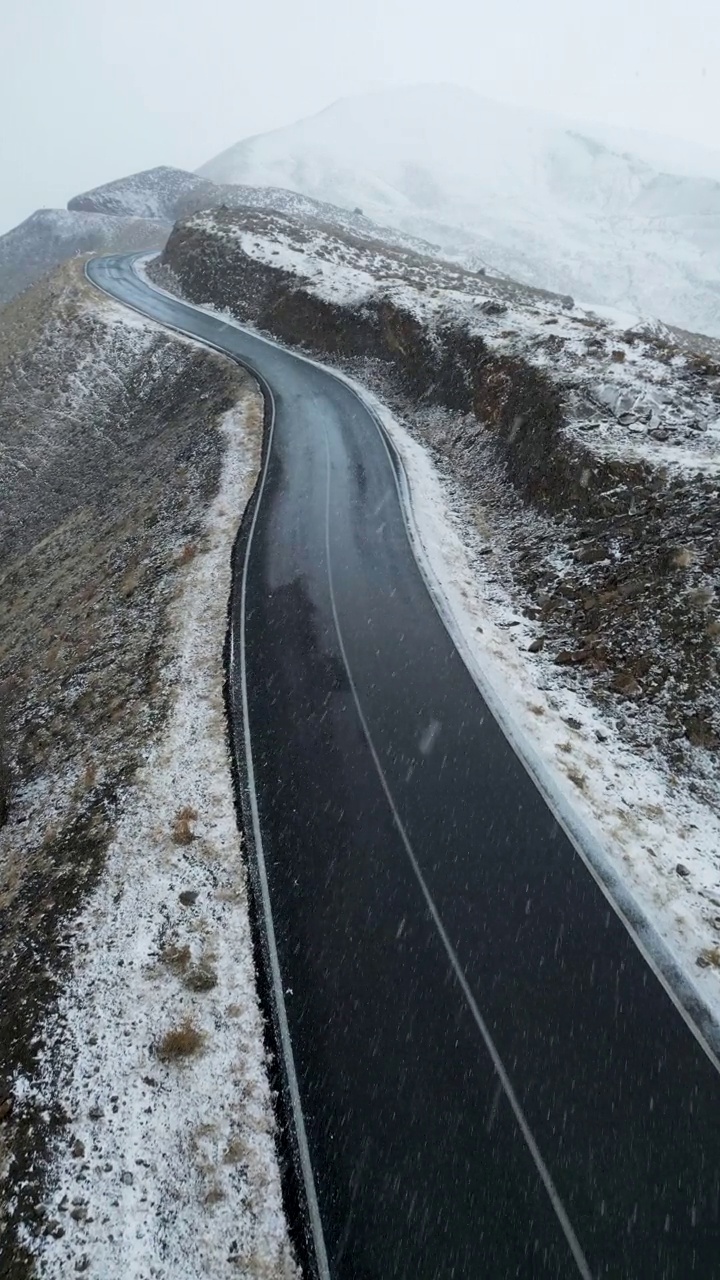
[175,178,454,262]
[0,209,167,308]
[68,166,207,222]
[199,84,720,336]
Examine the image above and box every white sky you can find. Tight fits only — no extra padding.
[1,0,719,234]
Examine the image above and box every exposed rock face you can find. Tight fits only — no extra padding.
[159,210,652,525]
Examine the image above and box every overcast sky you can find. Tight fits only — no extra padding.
[1,0,719,234]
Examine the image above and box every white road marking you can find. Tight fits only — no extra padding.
[235,378,331,1280]
[321,426,594,1280]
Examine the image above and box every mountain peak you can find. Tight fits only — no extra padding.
[198,85,720,335]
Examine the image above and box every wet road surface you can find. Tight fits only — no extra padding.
[89,253,720,1279]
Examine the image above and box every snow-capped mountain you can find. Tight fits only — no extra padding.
[68,166,207,223]
[199,84,720,336]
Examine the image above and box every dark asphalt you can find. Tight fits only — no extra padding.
[90,253,720,1280]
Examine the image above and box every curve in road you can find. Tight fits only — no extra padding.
[88,253,720,1280]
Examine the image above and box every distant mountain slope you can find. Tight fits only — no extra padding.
[175,179,463,265]
[199,84,720,335]
[68,165,206,222]
[0,209,166,308]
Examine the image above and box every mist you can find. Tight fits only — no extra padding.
[1,0,719,234]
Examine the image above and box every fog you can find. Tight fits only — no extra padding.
[1,0,719,235]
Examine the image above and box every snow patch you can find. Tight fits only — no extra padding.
[26,384,296,1279]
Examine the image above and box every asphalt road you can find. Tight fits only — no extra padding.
[90,253,720,1279]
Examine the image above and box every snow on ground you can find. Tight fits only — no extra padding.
[370,396,720,1030]
[197,83,720,337]
[23,375,296,1278]
[67,167,203,223]
[141,248,720,1038]
[188,207,720,482]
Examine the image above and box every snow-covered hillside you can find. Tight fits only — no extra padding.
[69,165,206,223]
[176,178,453,262]
[0,208,167,307]
[199,84,720,336]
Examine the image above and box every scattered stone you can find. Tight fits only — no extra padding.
[555,648,593,666]
[120,1170,134,1186]
[687,585,715,607]
[575,543,608,565]
[72,1139,85,1159]
[675,864,691,878]
[528,637,545,653]
[685,716,720,749]
[178,889,199,906]
[88,1105,103,1121]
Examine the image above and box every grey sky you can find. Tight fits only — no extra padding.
[1,0,719,235]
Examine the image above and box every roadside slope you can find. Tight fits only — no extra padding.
[0,210,167,308]
[0,259,295,1278]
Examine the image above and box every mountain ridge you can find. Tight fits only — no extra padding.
[199,84,720,335]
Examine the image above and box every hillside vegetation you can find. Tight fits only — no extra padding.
[0,259,244,1274]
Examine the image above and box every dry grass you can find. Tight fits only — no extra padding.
[161,942,192,974]
[156,1018,205,1062]
[566,768,587,791]
[120,564,145,598]
[176,542,198,567]
[171,805,198,846]
[223,1135,249,1165]
[184,962,218,993]
[0,260,261,1271]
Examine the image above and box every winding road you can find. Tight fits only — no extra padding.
[90,253,720,1280]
